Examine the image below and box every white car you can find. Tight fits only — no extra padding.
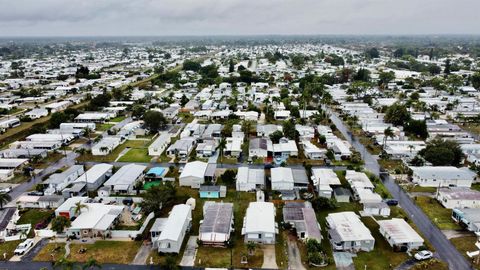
[414,250,433,261]
[0,186,12,193]
[14,238,34,255]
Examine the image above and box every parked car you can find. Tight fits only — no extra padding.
[0,186,12,193]
[384,199,399,206]
[414,250,433,261]
[27,191,43,196]
[14,238,34,255]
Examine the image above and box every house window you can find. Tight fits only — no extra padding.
[258,234,262,239]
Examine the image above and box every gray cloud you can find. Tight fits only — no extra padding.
[0,0,478,36]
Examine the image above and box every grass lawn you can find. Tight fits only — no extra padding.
[33,243,66,262]
[110,116,126,123]
[471,183,480,192]
[378,159,406,174]
[96,123,114,132]
[68,241,141,264]
[461,124,480,136]
[358,135,382,155]
[450,235,480,269]
[34,152,64,169]
[219,157,238,165]
[17,209,54,226]
[77,140,150,163]
[415,196,462,230]
[191,188,263,268]
[407,186,437,193]
[5,173,30,184]
[118,148,152,163]
[353,217,409,270]
[0,240,22,260]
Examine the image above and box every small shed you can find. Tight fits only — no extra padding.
[199,185,226,198]
[363,202,391,217]
[334,187,351,203]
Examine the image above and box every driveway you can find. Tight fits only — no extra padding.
[261,245,278,269]
[131,242,152,265]
[20,238,48,262]
[286,237,305,270]
[179,236,197,267]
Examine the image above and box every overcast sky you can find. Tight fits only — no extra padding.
[0,0,478,36]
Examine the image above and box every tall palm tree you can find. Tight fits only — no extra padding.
[82,257,101,270]
[383,127,395,149]
[216,137,227,164]
[0,193,11,209]
[73,202,88,217]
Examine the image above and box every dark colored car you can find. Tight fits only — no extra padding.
[384,199,399,206]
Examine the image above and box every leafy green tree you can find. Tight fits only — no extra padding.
[143,110,167,133]
[51,216,71,234]
[0,192,11,209]
[404,120,428,139]
[131,105,146,119]
[49,112,70,129]
[282,119,298,141]
[220,169,236,187]
[353,68,371,82]
[419,138,463,166]
[141,183,176,216]
[378,71,395,86]
[269,130,284,144]
[384,103,411,126]
[365,47,380,58]
[182,60,201,71]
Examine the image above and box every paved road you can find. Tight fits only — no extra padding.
[7,117,133,204]
[328,109,473,270]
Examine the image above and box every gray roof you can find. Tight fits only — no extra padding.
[200,185,221,192]
[292,169,308,184]
[200,202,233,234]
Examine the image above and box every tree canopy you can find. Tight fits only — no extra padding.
[143,110,167,133]
[384,103,411,126]
[419,138,463,167]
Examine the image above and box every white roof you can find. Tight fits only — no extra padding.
[243,202,276,234]
[271,167,294,184]
[103,164,146,187]
[236,167,265,185]
[180,161,208,179]
[69,203,124,230]
[74,163,113,184]
[411,166,477,181]
[312,168,341,186]
[326,211,374,242]
[55,197,89,214]
[158,204,191,241]
[378,218,423,244]
[346,170,374,189]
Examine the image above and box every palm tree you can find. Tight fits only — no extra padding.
[73,202,88,216]
[0,192,11,209]
[82,257,101,270]
[99,146,110,154]
[408,144,415,154]
[19,230,28,240]
[246,241,257,256]
[216,137,227,164]
[383,127,394,149]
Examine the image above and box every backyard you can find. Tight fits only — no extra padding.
[415,196,462,230]
[68,240,141,264]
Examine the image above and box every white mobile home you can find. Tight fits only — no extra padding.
[326,211,374,252]
[103,164,146,194]
[378,218,424,252]
[242,202,277,244]
[410,166,476,188]
[156,204,192,254]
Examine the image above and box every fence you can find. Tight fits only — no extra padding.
[110,212,154,239]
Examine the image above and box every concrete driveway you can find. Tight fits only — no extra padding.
[286,238,305,270]
[179,236,197,267]
[261,245,278,269]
